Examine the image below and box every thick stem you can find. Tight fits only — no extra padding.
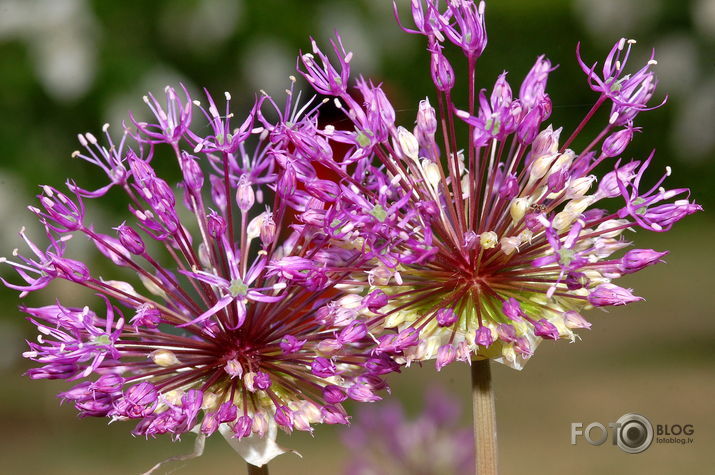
[247,463,269,475]
[471,359,498,475]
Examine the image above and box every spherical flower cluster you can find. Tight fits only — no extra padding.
[1,0,702,469]
[293,0,701,370]
[342,388,474,475]
[1,81,397,465]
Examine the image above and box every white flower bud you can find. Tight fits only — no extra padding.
[529,153,557,183]
[198,242,211,268]
[552,210,577,231]
[252,413,268,436]
[595,219,630,238]
[513,319,529,336]
[317,339,342,355]
[510,197,531,223]
[396,126,419,160]
[293,411,312,432]
[567,175,596,198]
[502,343,517,363]
[549,150,575,175]
[247,211,270,240]
[163,389,184,406]
[460,175,471,198]
[151,349,180,367]
[139,274,168,300]
[593,237,630,258]
[480,231,498,249]
[531,125,561,157]
[338,294,363,309]
[422,159,441,187]
[300,401,323,422]
[563,196,595,216]
[385,311,407,328]
[224,358,243,378]
[243,371,257,392]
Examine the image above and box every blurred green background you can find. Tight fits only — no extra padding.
[0,0,713,473]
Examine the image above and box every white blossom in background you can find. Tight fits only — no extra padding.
[672,78,715,162]
[693,0,715,38]
[160,0,243,53]
[0,0,98,101]
[574,0,662,36]
[240,38,294,97]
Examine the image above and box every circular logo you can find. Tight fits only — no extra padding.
[616,413,653,454]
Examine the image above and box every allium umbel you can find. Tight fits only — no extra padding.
[294,0,701,370]
[2,82,397,468]
[342,388,474,475]
[1,1,703,472]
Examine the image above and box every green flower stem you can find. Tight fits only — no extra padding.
[471,359,498,474]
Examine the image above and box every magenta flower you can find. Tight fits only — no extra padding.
[291,1,700,371]
[2,83,397,469]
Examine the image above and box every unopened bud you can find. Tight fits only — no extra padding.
[236,176,255,212]
[416,98,437,136]
[530,125,561,157]
[510,197,530,223]
[567,175,596,198]
[396,126,419,160]
[259,214,276,246]
[151,349,179,367]
[422,159,441,186]
[529,153,557,183]
[116,223,145,255]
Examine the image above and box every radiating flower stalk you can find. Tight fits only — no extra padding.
[1,82,403,473]
[1,0,703,473]
[293,1,701,473]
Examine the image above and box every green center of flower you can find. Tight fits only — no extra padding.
[370,204,387,222]
[229,279,248,297]
[558,248,575,266]
[93,334,111,346]
[356,130,371,148]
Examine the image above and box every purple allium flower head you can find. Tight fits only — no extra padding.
[2,81,397,467]
[342,387,474,475]
[295,2,699,371]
